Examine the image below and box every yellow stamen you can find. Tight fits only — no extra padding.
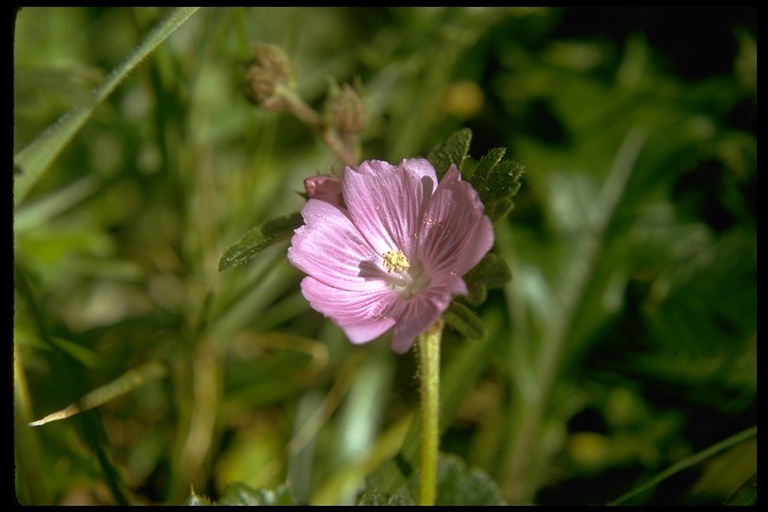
[382,250,410,273]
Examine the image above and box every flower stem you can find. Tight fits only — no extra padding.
[274,84,359,166]
[418,319,443,506]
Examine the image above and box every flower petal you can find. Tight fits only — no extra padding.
[389,286,453,354]
[342,159,437,259]
[288,199,382,291]
[300,276,398,344]
[418,164,494,280]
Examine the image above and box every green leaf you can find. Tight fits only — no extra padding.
[724,473,757,506]
[462,252,512,306]
[468,148,525,222]
[183,489,212,506]
[443,300,486,341]
[13,7,200,209]
[427,128,472,179]
[219,212,304,271]
[218,483,295,506]
[360,453,505,506]
[642,228,756,356]
[357,490,389,505]
[28,360,167,426]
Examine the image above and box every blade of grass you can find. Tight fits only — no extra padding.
[500,126,648,503]
[13,7,200,208]
[28,360,168,427]
[609,425,757,505]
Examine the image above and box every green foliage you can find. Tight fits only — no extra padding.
[724,473,757,506]
[216,483,295,506]
[13,7,200,208]
[467,148,525,222]
[218,212,304,271]
[642,228,756,355]
[461,252,512,306]
[359,453,505,505]
[183,489,212,506]
[426,127,472,179]
[443,301,487,342]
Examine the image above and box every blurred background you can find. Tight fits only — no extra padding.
[13,7,756,505]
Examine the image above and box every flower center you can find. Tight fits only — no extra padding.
[382,250,410,273]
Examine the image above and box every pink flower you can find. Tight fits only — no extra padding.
[288,158,494,354]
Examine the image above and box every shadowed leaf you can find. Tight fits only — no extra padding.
[219,212,303,271]
[427,128,472,179]
[360,453,505,505]
[218,483,294,506]
[469,148,525,222]
[443,300,486,342]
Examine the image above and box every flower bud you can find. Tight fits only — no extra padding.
[325,82,367,139]
[304,175,344,207]
[243,43,293,109]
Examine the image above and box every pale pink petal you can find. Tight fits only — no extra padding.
[342,159,437,258]
[300,277,397,343]
[389,286,453,354]
[417,165,494,279]
[288,199,382,291]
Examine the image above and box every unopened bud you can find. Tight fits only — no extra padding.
[243,43,294,108]
[304,175,344,207]
[326,82,367,139]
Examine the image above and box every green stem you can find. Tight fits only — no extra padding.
[418,320,443,506]
[275,84,359,166]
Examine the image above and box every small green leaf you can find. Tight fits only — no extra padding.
[357,490,389,505]
[183,489,212,505]
[218,483,295,506]
[28,360,167,426]
[462,253,512,306]
[427,128,472,179]
[219,212,303,271]
[360,453,505,506]
[443,301,486,341]
[469,148,525,222]
[724,473,757,506]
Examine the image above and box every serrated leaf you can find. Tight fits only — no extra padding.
[469,148,525,222]
[360,453,505,506]
[356,490,389,505]
[443,300,486,341]
[183,489,212,505]
[218,483,294,506]
[219,212,303,271]
[427,128,472,179]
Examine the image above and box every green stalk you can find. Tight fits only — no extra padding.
[418,320,443,506]
[13,7,200,208]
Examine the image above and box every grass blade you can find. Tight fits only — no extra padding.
[13,7,200,208]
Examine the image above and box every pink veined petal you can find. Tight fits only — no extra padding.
[300,277,398,344]
[288,199,383,292]
[342,159,437,259]
[388,285,454,354]
[418,165,494,280]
